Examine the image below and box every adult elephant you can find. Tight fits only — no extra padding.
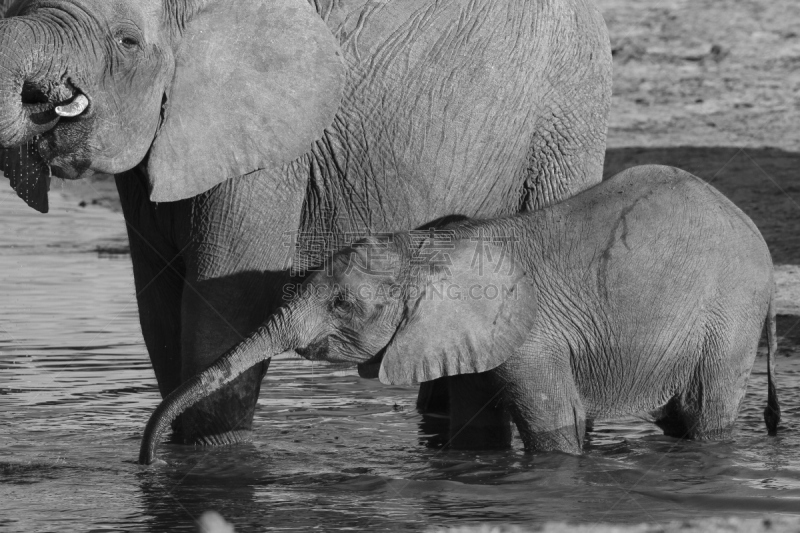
[0,0,611,446]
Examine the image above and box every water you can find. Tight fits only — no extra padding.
[1,183,799,532]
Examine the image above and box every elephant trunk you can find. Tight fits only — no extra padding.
[0,16,76,148]
[138,308,303,465]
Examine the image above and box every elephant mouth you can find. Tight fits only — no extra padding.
[19,80,89,132]
[0,83,92,212]
[295,337,329,360]
[357,349,385,379]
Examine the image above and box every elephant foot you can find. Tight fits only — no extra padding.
[656,417,735,441]
[653,396,736,441]
[521,425,584,455]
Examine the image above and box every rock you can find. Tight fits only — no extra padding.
[197,511,235,533]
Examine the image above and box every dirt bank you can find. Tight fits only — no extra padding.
[599,0,800,261]
[599,0,800,152]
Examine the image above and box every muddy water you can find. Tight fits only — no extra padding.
[1,184,799,532]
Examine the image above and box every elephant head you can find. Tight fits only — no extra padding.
[0,0,345,211]
[139,228,538,464]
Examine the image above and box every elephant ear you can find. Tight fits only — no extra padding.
[147,0,345,202]
[378,235,538,386]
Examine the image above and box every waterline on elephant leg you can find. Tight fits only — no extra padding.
[187,429,255,447]
[178,362,269,445]
[177,404,259,446]
[418,411,450,449]
[167,421,255,447]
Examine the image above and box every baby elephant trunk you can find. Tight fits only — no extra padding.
[138,313,296,465]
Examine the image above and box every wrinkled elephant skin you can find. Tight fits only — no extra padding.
[0,0,612,445]
[140,166,780,463]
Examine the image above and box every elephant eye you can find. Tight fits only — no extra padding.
[331,293,354,316]
[114,28,142,50]
[119,37,139,48]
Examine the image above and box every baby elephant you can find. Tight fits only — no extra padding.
[140,165,779,464]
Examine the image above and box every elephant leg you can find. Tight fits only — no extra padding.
[417,377,449,412]
[655,328,758,440]
[446,373,513,450]
[116,172,185,404]
[654,390,740,441]
[418,375,514,449]
[178,275,279,445]
[416,378,450,448]
[496,344,586,454]
[176,167,307,445]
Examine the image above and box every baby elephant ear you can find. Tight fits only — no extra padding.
[379,235,537,385]
[147,0,345,202]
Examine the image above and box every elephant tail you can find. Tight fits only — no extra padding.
[138,322,291,465]
[763,286,780,436]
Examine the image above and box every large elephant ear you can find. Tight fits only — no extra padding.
[378,235,538,386]
[147,0,345,202]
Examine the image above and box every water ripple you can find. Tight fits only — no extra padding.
[1,185,799,531]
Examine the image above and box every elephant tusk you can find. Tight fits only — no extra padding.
[55,94,89,117]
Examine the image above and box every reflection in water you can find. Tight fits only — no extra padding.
[1,184,799,531]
